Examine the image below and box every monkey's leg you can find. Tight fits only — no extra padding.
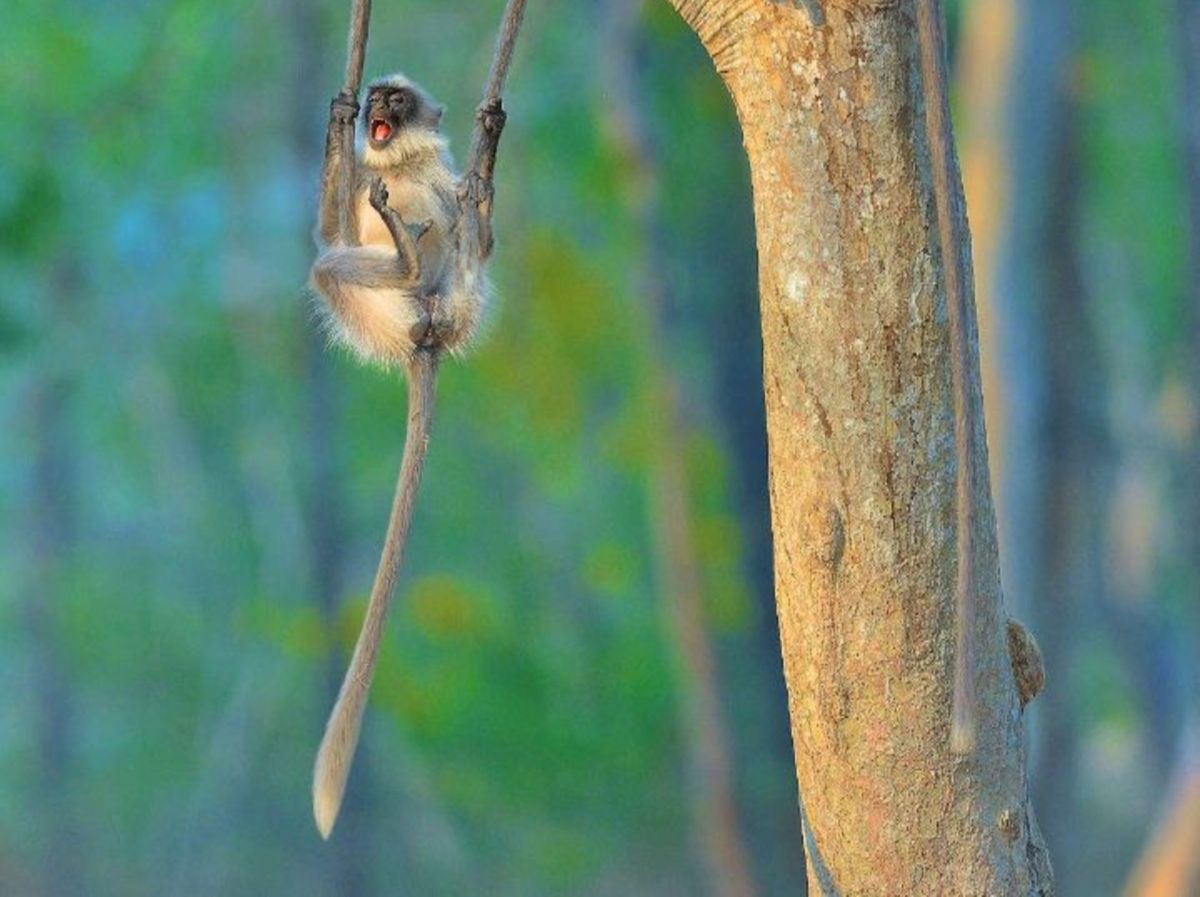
[311,247,428,362]
[432,254,489,353]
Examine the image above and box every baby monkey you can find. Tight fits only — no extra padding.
[309,73,500,838]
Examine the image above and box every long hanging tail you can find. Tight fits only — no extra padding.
[313,348,439,839]
[950,557,977,754]
[915,0,979,755]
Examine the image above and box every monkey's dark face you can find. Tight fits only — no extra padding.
[365,85,438,150]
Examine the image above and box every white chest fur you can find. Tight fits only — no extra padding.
[356,168,455,291]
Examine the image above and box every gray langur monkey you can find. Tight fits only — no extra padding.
[308,72,500,839]
[312,73,488,360]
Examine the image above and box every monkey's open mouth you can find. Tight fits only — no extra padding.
[370,118,394,143]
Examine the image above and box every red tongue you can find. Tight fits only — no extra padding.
[372,121,392,142]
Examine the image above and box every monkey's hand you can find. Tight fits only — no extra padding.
[368,179,432,243]
[368,177,391,215]
[477,97,507,139]
[330,90,360,127]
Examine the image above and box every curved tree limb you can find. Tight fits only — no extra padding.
[459,0,528,262]
[342,0,372,95]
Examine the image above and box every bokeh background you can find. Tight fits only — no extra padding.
[1,0,1196,894]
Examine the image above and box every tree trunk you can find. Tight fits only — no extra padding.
[663,1,1053,892]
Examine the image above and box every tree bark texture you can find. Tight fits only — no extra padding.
[663,1,1053,893]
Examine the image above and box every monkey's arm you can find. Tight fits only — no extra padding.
[367,178,430,285]
[318,90,362,246]
[459,98,507,261]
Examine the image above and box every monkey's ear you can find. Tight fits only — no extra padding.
[434,104,445,128]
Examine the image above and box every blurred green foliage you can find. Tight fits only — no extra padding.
[0,1,797,895]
